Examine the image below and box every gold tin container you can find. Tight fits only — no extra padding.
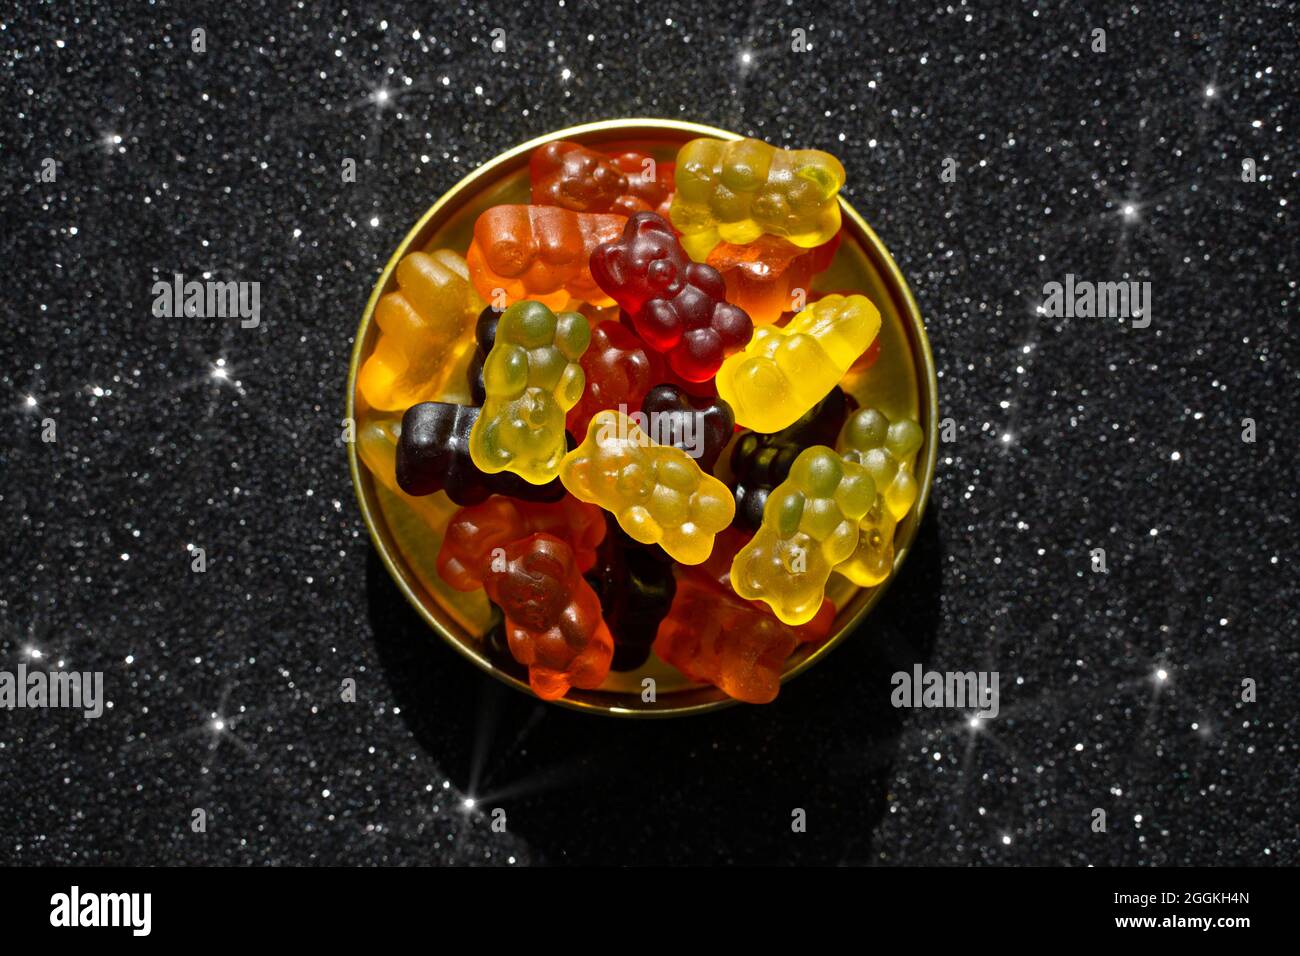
[346,118,939,718]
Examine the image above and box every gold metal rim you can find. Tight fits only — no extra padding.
[346,118,939,718]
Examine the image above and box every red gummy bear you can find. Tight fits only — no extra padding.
[530,141,674,218]
[607,151,674,217]
[437,495,606,591]
[652,527,835,704]
[590,212,753,383]
[531,141,626,213]
[566,320,663,438]
[483,533,614,700]
[616,310,718,397]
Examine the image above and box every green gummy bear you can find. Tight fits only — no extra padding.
[468,299,590,485]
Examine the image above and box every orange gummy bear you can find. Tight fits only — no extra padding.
[466,205,626,311]
[707,233,841,326]
[356,249,481,411]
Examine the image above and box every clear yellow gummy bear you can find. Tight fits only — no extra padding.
[833,408,924,587]
[357,249,482,412]
[730,446,875,625]
[715,294,880,434]
[670,137,846,261]
[356,413,453,525]
[468,299,590,485]
[559,409,735,565]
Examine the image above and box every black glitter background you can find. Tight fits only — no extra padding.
[2,0,1296,866]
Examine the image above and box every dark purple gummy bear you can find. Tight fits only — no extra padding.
[640,383,734,474]
[729,386,857,530]
[396,401,566,506]
[584,519,677,671]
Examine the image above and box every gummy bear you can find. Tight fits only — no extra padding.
[613,311,718,397]
[608,151,675,217]
[589,211,752,382]
[653,527,835,703]
[469,305,580,456]
[530,141,626,213]
[833,407,924,586]
[716,293,879,433]
[530,140,674,217]
[585,521,677,671]
[836,499,895,586]
[466,205,625,311]
[468,299,590,485]
[730,446,874,625]
[730,386,854,531]
[639,383,734,474]
[805,289,882,371]
[706,232,840,325]
[396,401,566,506]
[559,409,735,565]
[437,495,606,592]
[357,249,482,411]
[670,137,846,260]
[566,320,662,439]
[356,413,456,530]
[356,414,406,497]
[481,533,614,700]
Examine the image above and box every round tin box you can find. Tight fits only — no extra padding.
[347,118,938,717]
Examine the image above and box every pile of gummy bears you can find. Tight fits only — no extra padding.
[355,135,923,705]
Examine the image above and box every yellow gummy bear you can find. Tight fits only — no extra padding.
[356,412,452,530]
[716,294,880,433]
[357,249,482,412]
[731,447,875,625]
[468,299,590,485]
[559,410,735,565]
[670,137,846,261]
[833,408,924,587]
